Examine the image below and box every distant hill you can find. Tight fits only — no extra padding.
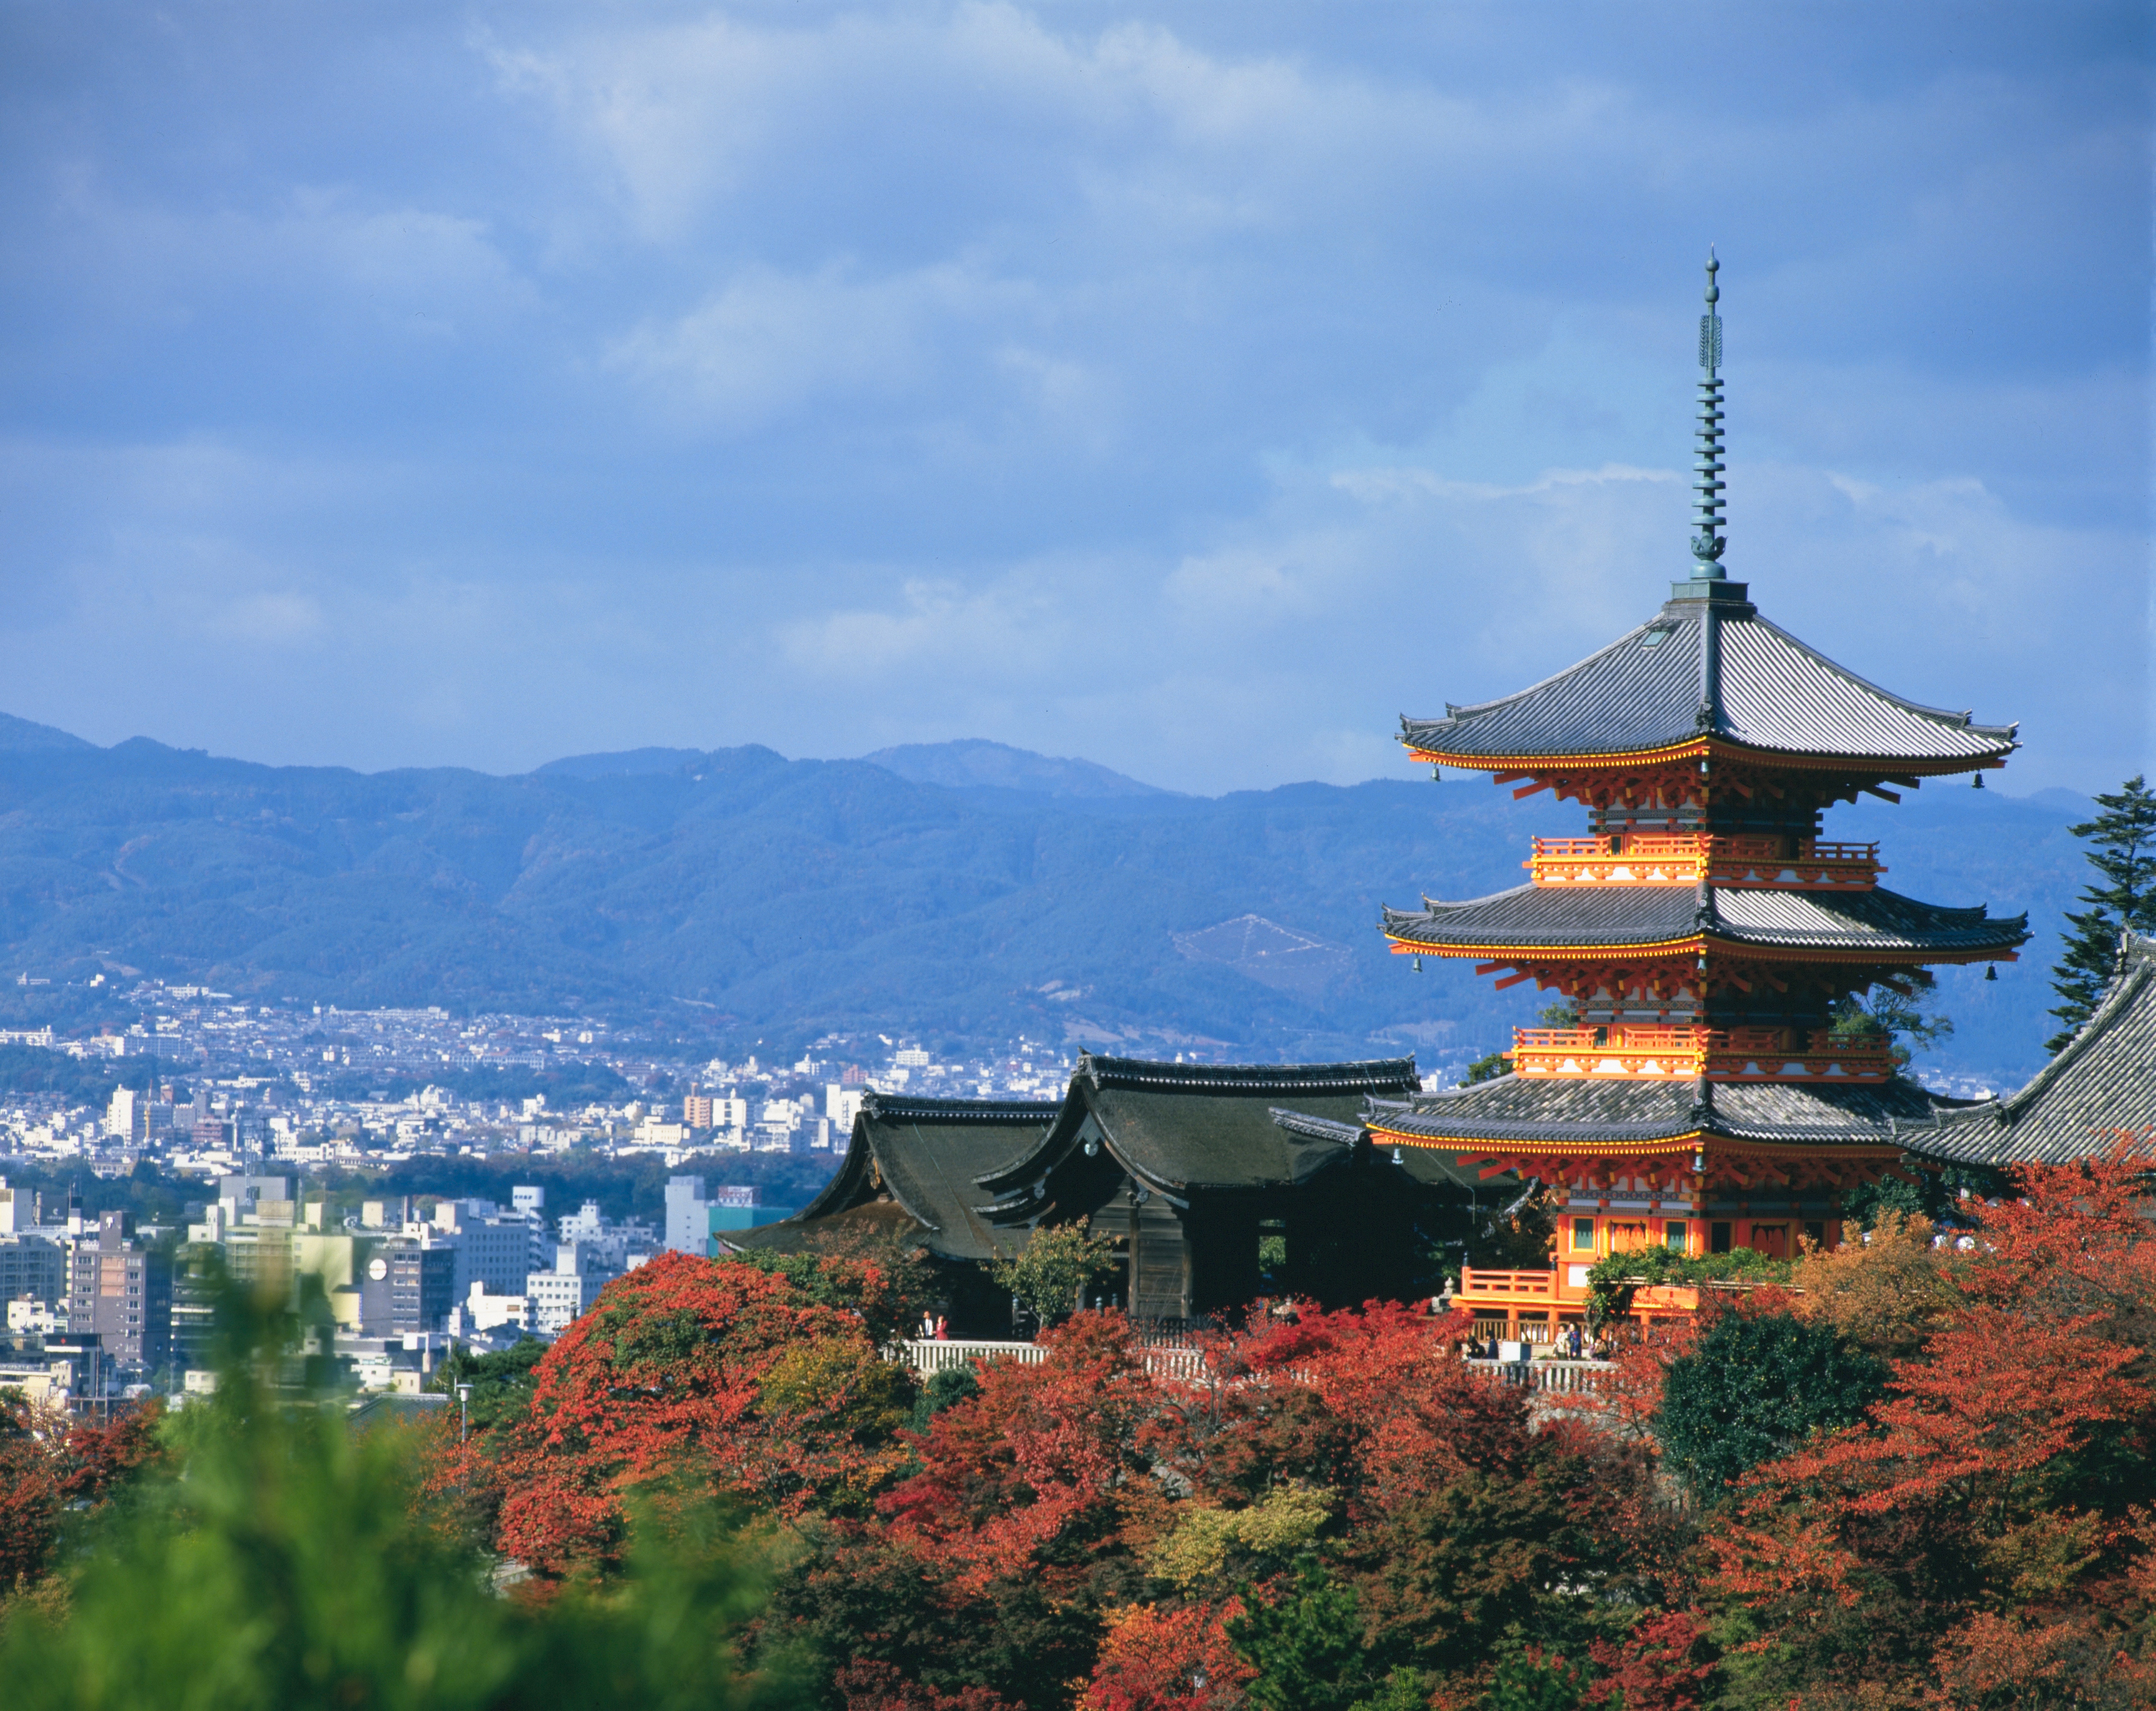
[861,739,1172,800]
[0,714,2092,1085]
[533,748,708,779]
[0,712,95,754]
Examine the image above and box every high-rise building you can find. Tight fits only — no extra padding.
[0,1180,43,1233]
[525,1243,622,1336]
[360,1237,457,1334]
[105,1086,146,1143]
[1360,258,2026,1338]
[386,1241,457,1334]
[66,1211,172,1375]
[0,1232,65,1307]
[826,1085,864,1132]
[170,1243,220,1374]
[429,1199,545,1300]
[664,1175,709,1255]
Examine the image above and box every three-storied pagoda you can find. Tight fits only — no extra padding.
[1363,257,2030,1335]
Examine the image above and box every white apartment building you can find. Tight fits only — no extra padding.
[105,1086,146,1143]
[446,1282,531,1344]
[526,1244,620,1336]
[825,1085,864,1132]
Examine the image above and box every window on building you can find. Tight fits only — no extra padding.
[1664,1221,1687,1252]
[1570,1218,1595,1252]
[1710,1221,1732,1255]
[1749,1224,1790,1261]
[1803,1220,1827,1249]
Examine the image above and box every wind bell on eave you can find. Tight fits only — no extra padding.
[1691,250,1727,583]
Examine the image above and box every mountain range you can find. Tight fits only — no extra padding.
[0,712,2099,1086]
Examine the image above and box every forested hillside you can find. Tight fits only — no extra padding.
[0,713,2091,1083]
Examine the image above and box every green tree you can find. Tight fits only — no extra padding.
[1481,1645,1588,1711]
[0,1276,797,1709]
[1655,1311,1887,1499]
[908,1364,979,1433]
[1824,970,1953,1068]
[1462,1003,1578,1087]
[1228,1556,1372,1711]
[988,1223,1119,1328]
[2048,775,2156,1050]
[428,1335,550,1434]
[1841,1161,2010,1231]
[1461,1051,1512,1086]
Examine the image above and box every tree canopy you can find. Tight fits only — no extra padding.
[2048,774,2156,1050]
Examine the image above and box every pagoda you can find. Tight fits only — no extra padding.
[1364,256,2030,1333]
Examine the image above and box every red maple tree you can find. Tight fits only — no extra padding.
[450,1250,916,1577]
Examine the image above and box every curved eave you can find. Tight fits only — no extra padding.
[1385,928,1702,961]
[1381,930,2018,967]
[1370,1121,1905,1161]
[974,1139,1191,1225]
[1401,734,2016,778]
[794,1160,867,1224]
[1372,1122,1705,1153]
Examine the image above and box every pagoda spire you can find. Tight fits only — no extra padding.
[1690,251,1727,581]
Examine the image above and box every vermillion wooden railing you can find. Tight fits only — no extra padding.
[1527,833,1881,890]
[1509,1025,1896,1083]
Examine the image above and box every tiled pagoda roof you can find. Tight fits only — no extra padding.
[1914,932,2156,1166]
[1351,1074,1970,1150]
[1400,583,2018,772]
[1381,882,2028,960]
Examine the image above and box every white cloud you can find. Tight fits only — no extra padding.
[608,259,1034,427]
[211,591,327,645]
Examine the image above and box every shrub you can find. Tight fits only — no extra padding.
[1655,1311,1886,1497]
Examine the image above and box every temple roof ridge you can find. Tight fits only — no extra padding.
[1917,930,2156,1165]
[1073,1051,1417,1096]
[858,1090,1064,1124]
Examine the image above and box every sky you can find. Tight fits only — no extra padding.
[1,1,2148,797]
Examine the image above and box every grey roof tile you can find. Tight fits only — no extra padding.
[1401,590,2016,769]
[1362,1074,1960,1148]
[1917,932,2156,1165]
[1269,1105,1503,1194]
[976,1054,1422,1199]
[1381,882,2027,957]
[792,1093,1060,1261]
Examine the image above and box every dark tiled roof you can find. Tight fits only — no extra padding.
[1077,1055,1420,1097]
[1270,1106,1506,1196]
[1382,882,2026,958]
[723,1200,933,1255]
[978,1054,1422,1199]
[1917,932,2156,1165]
[1400,585,2016,769]
[793,1093,1060,1261]
[1365,1074,1956,1148]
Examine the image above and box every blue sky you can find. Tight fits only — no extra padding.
[1,1,2148,796]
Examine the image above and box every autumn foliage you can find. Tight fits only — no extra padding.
[14,1135,2143,1705]
[437,1249,917,1576]
[464,1140,2156,1704]
[0,1391,164,1595]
